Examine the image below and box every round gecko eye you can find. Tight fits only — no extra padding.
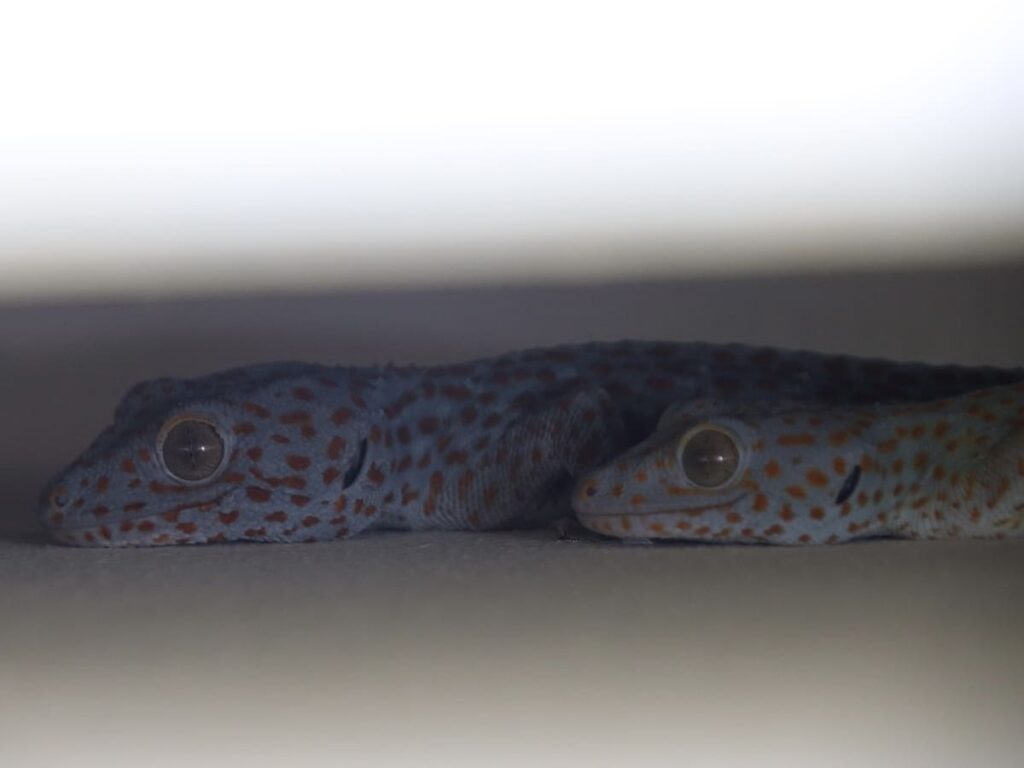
[158,417,226,483]
[677,425,741,488]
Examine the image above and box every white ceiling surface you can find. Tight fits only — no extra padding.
[2,1,1023,299]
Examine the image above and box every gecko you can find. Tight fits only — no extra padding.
[38,341,1024,547]
[572,382,1024,543]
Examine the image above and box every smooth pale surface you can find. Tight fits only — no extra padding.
[2,264,1023,766]
[3,1,1024,298]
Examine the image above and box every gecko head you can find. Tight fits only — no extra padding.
[572,399,879,544]
[39,363,377,546]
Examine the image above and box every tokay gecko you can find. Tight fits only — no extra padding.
[39,341,1024,546]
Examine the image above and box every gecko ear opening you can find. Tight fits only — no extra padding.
[341,438,368,489]
[834,465,861,505]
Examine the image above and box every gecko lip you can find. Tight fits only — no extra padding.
[45,488,238,533]
[576,492,749,519]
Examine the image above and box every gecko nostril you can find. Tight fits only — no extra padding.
[50,487,69,508]
[585,485,598,497]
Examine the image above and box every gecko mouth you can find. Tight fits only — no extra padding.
[576,492,749,519]
[49,488,239,533]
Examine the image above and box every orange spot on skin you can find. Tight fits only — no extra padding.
[648,522,665,534]
[634,470,648,483]
[120,459,137,474]
[725,511,743,524]
[137,520,155,533]
[764,460,781,479]
[764,524,785,536]
[805,468,828,487]
[753,493,768,512]
[265,511,287,523]
[779,505,794,522]
[301,515,320,527]
[218,510,239,525]
[629,494,648,506]
[95,476,109,493]
[176,522,197,534]
[777,434,816,447]
[326,437,345,460]
[292,387,315,401]
[932,466,946,481]
[244,402,271,419]
[877,438,899,453]
[233,422,256,435]
[457,470,476,501]
[832,457,847,475]
[913,451,929,471]
[331,408,354,426]
[809,507,825,520]
[828,431,849,447]
[246,486,271,502]
[286,455,311,471]
[785,486,807,500]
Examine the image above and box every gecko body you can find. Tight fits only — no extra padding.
[39,341,1024,546]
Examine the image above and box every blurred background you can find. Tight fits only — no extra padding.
[2,2,1023,766]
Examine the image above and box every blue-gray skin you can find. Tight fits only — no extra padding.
[573,383,1024,543]
[39,341,1023,546]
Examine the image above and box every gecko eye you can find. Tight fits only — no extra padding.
[159,417,226,483]
[677,425,741,488]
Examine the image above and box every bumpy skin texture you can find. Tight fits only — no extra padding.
[573,383,1024,543]
[39,341,1024,547]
